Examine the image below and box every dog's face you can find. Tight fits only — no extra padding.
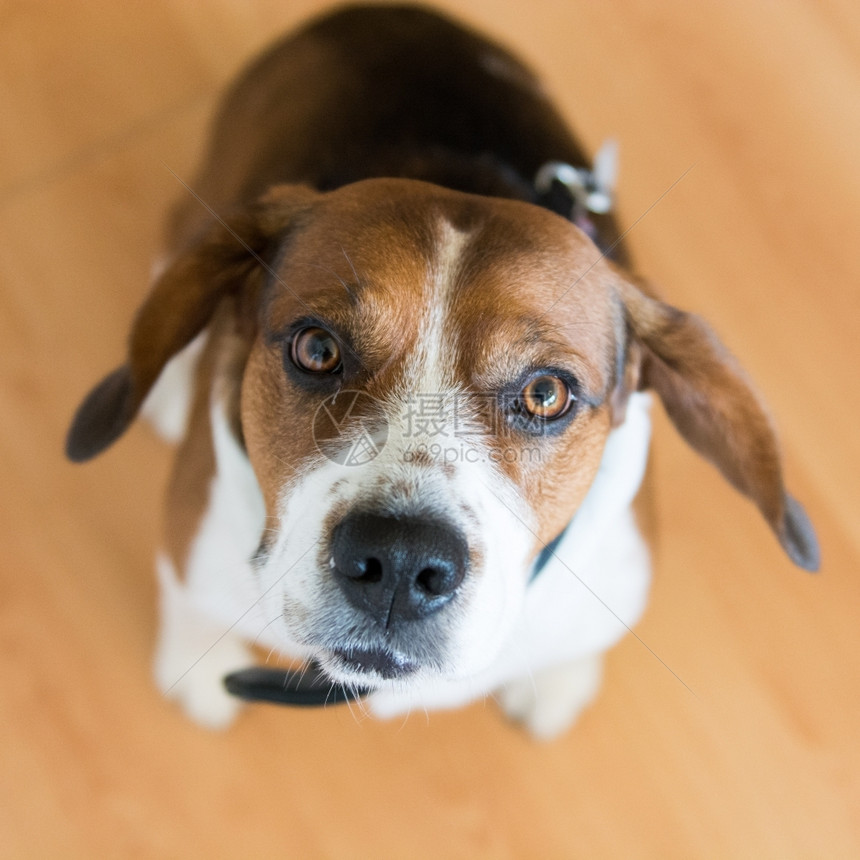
[241,181,622,685]
[67,179,818,690]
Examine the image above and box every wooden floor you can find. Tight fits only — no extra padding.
[2,1,859,856]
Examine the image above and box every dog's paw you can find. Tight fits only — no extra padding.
[154,554,255,729]
[498,654,604,741]
[154,631,252,730]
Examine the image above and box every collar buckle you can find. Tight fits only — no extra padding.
[534,139,618,218]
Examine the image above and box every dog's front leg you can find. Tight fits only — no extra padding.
[153,554,252,729]
[498,654,604,740]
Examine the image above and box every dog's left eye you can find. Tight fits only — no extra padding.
[520,374,574,420]
[290,326,342,374]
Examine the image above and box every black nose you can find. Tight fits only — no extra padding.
[331,512,469,626]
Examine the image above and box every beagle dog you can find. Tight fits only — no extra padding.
[67,5,819,738]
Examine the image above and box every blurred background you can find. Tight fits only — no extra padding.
[1,1,858,856]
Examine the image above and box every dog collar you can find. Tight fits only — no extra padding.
[529,521,570,583]
[224,523,571,707]
[223,662,367,707]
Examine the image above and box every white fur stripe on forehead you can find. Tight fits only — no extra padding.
[399,218,472,397]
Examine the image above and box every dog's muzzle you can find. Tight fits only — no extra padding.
[223,512,471,708]
[330,512,469,627]
[224,513,570,708]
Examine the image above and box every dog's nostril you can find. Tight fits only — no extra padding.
[357,556,383,583]
[416,566,448,596]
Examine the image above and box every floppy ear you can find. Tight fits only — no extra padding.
[66,185,316,462]
[616,275,820,571]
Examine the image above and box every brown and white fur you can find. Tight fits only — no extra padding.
[67,5,818,738]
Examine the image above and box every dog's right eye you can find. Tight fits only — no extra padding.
[290,327,342,374]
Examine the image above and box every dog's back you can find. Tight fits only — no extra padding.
[170,5,615,251]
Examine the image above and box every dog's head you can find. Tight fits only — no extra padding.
[68,179,818,688]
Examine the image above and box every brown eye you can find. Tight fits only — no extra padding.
[521,374,573,419]
[290,327,342,373]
